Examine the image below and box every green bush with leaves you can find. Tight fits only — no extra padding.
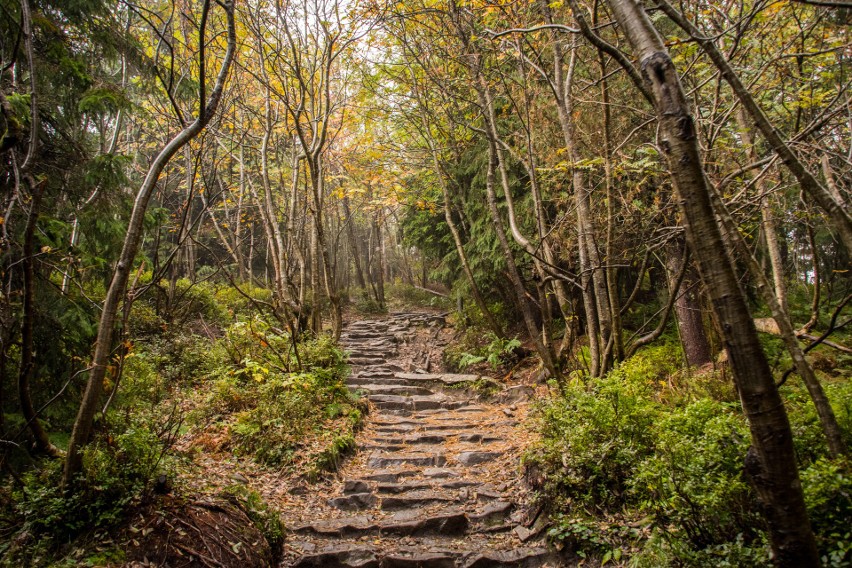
[456,335,521,370]
[528,341,852,566]
[801,457,852,567]
[445,331,521,372]
[8,414,174,546]
[630,399,762,557]
[197,324,362,471]
[525,367,661,514]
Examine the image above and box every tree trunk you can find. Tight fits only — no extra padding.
[64,0,236,487]
[709,187,847,458]
[736,109,788,315]
[18,180,60,457]
[604,0,818,563]
[372,209,386,310]
[665,238,711,367]
[342,196,367,289]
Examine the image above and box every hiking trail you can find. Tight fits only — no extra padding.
[280,311,562,567]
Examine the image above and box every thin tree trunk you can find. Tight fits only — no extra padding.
[64,0,235,487]
[18,180,60,457]
[342,196,367,289]
[372,209,386,310]
[560,45,611,375]
[665,239,711,366]
[736,109,788,314]
[709,187,846,458]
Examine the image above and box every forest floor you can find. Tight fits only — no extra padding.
[118,309,568,567]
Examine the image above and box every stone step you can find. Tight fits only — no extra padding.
[341,331,389,339]
[457,433,503,443]
[469,501,515,526]
[463,548,555,568]
[360,469,419,483]
[291,510,469,538]
[369,395,468,412]
[351,384,437,397]
[380,491,458,510]
[373,424,483,434]
[328,492,377,511]
[454,451,504,467]
[289,543,555,568]
[349,376,408,385]
[349,357,388,366]
[367,452,447,469]
[367,433,448,446]
[375,481,434,494]
[347,345,397,353]
[355,363,405,374]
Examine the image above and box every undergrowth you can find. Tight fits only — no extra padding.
[0,280,360,566]
[525,341,852,566]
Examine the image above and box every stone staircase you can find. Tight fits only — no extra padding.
[283,312,562,568]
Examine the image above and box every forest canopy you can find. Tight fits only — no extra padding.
[0,0,850,565]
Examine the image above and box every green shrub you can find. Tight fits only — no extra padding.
[529,341,852,566]
[194,324,361,470]
[229,369,360,467]
[165,279,230,327]
[631,399,761,552]
[213,284,273,319]
[456,334,521,370]
[801,457,852,567]
[386,282,451,309]
[525,366,660,514]
[10,415,172,541]
[352,289,386,314]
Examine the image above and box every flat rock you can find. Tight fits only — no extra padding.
[394,372,482,385]
[328,492,377,511]
[376,481,434,494]
[382,553,458,568]
[292,546,379,567]
[292,516,376,536]
[367,453,447,468]
[351,385,436,396]
[343,480,371,494]
[470,501,514,525]
[462,547,552,568]
[423,468,460,478]
[456,451,503,466]
[379,511,469,536]
[457,433,502,443]
[360,469,418,482]
[380,491,457,510]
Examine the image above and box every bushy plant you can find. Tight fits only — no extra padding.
[9,414,173,541]
[631,399,761,552]
[352,288,386,314]
[195,324,361,471]
[456,334,521,370]
[529,340,852,566]
[385,282,451,309]
[525,366,661,513]
[801,457,852,567]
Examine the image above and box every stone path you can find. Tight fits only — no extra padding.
[283,312,562,568]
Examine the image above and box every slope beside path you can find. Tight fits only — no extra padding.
[280,312,564,568]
